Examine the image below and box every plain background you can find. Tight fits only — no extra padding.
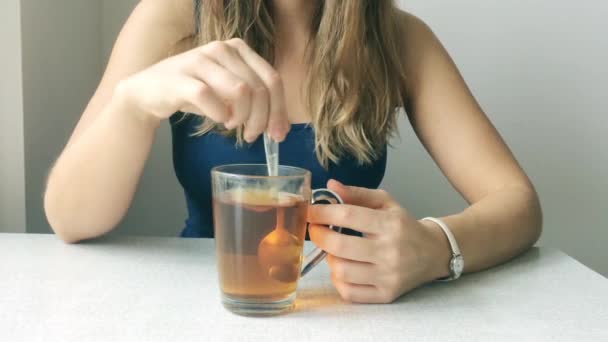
[1,0,606,276]
[0,0,26,233]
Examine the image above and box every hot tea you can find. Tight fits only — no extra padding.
[213,189,308,302]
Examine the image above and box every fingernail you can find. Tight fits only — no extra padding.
[225,120,238,130]
[329,179,345,190]
[244,132,258,143]
[271,127,286,142]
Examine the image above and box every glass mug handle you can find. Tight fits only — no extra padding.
[301,188,344,277]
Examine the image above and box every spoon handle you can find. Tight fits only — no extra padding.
[263,132,279,177]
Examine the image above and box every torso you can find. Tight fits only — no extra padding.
[171,115,387,238]
[273,51,311,124]
[170,2,390,237]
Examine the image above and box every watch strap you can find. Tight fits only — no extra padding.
[422,217,463,281]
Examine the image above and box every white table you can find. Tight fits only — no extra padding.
[0,234,606,342]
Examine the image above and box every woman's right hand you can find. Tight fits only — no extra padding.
[115,38,289,142]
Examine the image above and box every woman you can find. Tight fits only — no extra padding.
[44,0,542,303]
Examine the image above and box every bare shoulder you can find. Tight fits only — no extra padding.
[102,0,198,88]
[136,0,196,34]
[67,0,197,144]
[392,9,456,100]
[394,9,433,36]
[393,9,439,63]
[125,0,195,55]
[102,0,198,80]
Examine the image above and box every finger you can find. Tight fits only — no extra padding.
[326,254,376,286]
[190,54,251,129]
[242,87,269,143]
[308,224,377,263]
[225,38,289,141]
[180,104,203,116]
[328,179,399,210]
[177,77,230,123]
[332,278,385,304]
[202,41,269,142]
[263,72,289,142]
[308,204,385,235]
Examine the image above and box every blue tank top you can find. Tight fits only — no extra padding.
[170,114,387,238]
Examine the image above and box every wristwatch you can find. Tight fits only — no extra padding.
[422,217,464,281]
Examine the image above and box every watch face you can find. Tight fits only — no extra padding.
[451,256,464,275]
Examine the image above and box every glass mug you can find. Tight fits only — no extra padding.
[211,164,343,316]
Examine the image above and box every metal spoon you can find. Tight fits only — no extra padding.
[258,132,301,283]
[263,132,278,178]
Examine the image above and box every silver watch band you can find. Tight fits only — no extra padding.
[422,217,463,281]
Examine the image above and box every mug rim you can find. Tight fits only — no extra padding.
[211,164,311,180]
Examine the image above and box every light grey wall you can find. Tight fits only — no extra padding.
[101,0,136,62]
[391,0,608,275]
[20,0,102,234]
[95,0,608,274]
[101,0,185,237]
[0,0,26,233]
[7,1,606,275]
[6,0,183,237]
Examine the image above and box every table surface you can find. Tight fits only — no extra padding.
[0,234,606,342]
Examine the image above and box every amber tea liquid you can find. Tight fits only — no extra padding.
[213,189,308,303]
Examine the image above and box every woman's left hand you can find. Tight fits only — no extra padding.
[308,180,450,303]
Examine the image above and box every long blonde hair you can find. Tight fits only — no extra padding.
[194,0,407,167]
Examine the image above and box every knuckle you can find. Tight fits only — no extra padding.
[339,287,354,302]
[252,84,269,99]
[183,53,202,71]
[194,83,210,96]
[377,189,390,199]
[267,71,283,90]
[331,259,347,280]
[378,288,396,304]
[204,40,226,55]
[227,38,246,48]
[339,206,353,222]
[233,82,252,98]
[330,235,346,256]
[187,83,210,101]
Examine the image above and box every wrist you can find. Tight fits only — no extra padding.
[112,81,161,129]
[420,219,452,281]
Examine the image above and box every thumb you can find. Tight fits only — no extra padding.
[327,179,395,209]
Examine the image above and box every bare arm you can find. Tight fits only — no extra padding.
[44,0,196,242]
[44,0,290,243]
[307,13,542,304]
[401,13,542,275]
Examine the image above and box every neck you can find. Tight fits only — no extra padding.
[271,0,317,58]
